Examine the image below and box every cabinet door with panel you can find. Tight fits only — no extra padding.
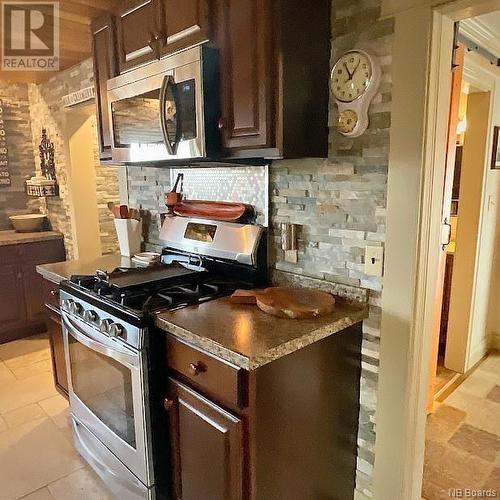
[166,378,243,500]
[91,14,117,160]
[158,0,211,57]
[115,0,160,73]
[21,263,45,325]
[0,264,26,339]
[216,0,273,152]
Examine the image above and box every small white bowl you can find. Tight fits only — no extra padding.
[9,214,47,233]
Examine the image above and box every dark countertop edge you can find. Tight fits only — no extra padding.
[154,306,368,371]
[0,231,64,247]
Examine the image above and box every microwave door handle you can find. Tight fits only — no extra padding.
[160,75,175,156]
[61,310,138,368]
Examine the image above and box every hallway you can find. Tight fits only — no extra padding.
[422,352,500,499]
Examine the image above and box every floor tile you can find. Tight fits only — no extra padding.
[0,372,57,415]
[457,369,498,398]
[445,388,482,413]
[465,398,500,437]
[424,440,493,491]
[4,348,51,375]
[0,417,84,500]
[0,361,16,383]
[479,352,500,376]
[0,334,50,363]
[482,467,500,490]
[9,358,53,381]
[47,467,113,500]
[486,385,500,404]
[2,404,46,429]
[448,423,500,462]
[18,487,53,500]
[38,394,70,430]
[426,405,465,442]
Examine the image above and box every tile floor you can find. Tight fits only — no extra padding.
[422,351,500,500]
[0,333,112,500]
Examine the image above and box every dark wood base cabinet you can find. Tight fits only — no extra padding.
[0,239,65,344]
[165,324,362,500]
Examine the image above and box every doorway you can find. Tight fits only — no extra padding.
[427,14,500,410]
[422,8,500,500]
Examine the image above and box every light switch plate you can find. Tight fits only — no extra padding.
[365,246,384,277]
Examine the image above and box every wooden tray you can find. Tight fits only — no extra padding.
[173,200,254,222]
[231,287,336,319]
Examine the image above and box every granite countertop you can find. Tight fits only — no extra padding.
[0,230,63,246]
[36,254,137,283]
[155,295,368,370]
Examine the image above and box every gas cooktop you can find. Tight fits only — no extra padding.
[66,263,253,318]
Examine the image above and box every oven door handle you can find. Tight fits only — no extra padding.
[159,75,176,156]
[61,311,139,369]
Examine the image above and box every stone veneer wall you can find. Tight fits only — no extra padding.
[268,2,393,498]
[0,82,41,229]
[124,1,393,498]
[28,59,120,258]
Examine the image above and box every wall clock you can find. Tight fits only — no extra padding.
[330,50,381,137]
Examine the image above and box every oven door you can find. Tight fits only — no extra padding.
[61,310,152,487]
[108,53,205,163]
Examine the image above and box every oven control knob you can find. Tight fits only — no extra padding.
[83,310,98,323]
[99,319,112,334]
[108,323,124,338]
[61,299,73,311]
[69,302,82,316]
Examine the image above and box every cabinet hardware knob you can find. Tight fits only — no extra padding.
[164,398,174,411]
[50,289,59,297]
[189,362,206,376]
[218,117,226,130]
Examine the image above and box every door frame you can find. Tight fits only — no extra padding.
[374,1,500,499]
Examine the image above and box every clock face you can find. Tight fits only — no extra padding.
[337,109,358,134]
[331,51,373,103]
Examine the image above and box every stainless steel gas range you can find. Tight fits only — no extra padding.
[59,216,266,500]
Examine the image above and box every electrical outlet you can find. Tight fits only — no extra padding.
[365,246,384,277]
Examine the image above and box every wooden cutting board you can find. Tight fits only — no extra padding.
[231,287,336,319]
[173,200,254,222]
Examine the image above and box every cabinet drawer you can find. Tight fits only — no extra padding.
[166,335,246,408]
[19,240,65,264]
[42,279,60,311]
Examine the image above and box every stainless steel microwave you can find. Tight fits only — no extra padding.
[107,46,220,164]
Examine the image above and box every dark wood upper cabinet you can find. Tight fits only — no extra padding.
[215,0,331,158]
[159,0,211,56]
[90,0,330,161]
[216,0,272,153]
[91,14,117,160]
[167,378,243,500]
[115,0,159,73]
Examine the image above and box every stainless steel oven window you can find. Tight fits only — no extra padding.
[67,332,137,448]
